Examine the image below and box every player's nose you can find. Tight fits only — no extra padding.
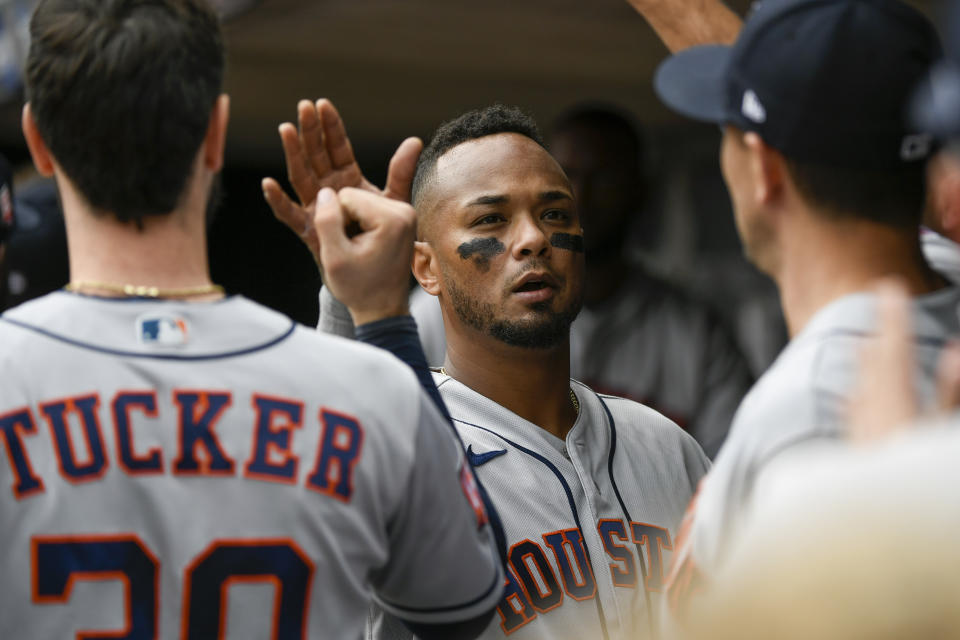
[511,213,550,258]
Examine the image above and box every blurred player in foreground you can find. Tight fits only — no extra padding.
[264,101,710,639]
[681,283,960,640]
[0,1,503,638]
[677,14,960,638]
[630,0,960,619]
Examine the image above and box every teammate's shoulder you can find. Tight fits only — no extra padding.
[580,381,699,446]
[0,290,66,349]
[290,322,421,387]
[581,383,711,484]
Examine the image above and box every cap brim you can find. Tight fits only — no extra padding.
[654,45,731,124]
[910,61,960,141]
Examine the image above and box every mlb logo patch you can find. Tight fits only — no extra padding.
[137,314,189,347]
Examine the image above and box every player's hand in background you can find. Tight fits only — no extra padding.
[846,279,960,442]
[262,98,422,267]
[624,0,740,53]
[313,186,415,325]
[847,280,917,442]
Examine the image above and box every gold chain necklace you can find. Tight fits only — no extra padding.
[439,367,580,415]
[65,281,225,299]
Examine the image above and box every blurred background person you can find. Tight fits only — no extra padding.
[918,0,960,286]
[0,152,13,306]
[0,168,65,310]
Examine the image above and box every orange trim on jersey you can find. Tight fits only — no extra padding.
[508,539,563,614]
[39,394,109,484]
[597,518,638,589]
[31,534,159,640]
[630,521,673,593]
[180,538,315,640]
[242,394,304,486]
[665,480,705,613]
[0,406,45,499]
[541,528,597,601]
[305,408,365,503]
[111,390,164,475]
[497,570,538,635]
[218,575,283,640]
[171,390,235,476]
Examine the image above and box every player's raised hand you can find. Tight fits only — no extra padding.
[313,186,416,326]
[847,280,918,442]
[262,99,423,266]
[624,0,740,53]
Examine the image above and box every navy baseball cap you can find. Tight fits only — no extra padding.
[911,2,960,142]
[655,0,942,169]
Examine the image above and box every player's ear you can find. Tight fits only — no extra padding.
[412,240,441,296]
[203,94,230,173]
[21,103,55,177]
[744,132,785,207]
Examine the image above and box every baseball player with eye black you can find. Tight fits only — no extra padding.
[0,1,505,638]
[264,101,710,639]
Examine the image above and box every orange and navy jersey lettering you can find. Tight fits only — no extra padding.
[40,394,109,483]
[32,534,160,639]
[112,391,163,475]
[0,407,45,499]
[0,391,367,503]
[172,390,235,475]
[243,394,304,484]
[664,481,706,616]
[181,538,314,639]
[494,520,672,635]
[306,408,364,502]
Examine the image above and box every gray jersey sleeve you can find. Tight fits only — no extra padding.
[318,285,356,338]
[371,392,503,624]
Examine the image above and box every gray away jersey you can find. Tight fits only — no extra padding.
[367,375,709,640]
[665,286,960,613]
[0,292,502,639]
[405,277,753,459]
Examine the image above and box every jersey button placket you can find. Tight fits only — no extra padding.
[566,428,628,636]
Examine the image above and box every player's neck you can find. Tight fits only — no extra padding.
[61,178,217,298]
[775,214,945,337]
[444,331,578,440]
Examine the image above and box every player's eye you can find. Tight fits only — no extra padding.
[471,213,505,227]
[542,208,571,222]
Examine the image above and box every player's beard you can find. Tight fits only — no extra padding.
[446,278,581,349]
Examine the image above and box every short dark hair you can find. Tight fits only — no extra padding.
[411,104,545,209]
[783,159,926,228]
[26,0,224,225]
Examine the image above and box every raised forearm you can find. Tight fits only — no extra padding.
[626,0,741,51]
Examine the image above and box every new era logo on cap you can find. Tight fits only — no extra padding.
[654,0,940,168]
[741,89,767,123]
[900,133,933,161]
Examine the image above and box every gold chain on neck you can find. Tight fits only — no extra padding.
[65,281,224,299]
